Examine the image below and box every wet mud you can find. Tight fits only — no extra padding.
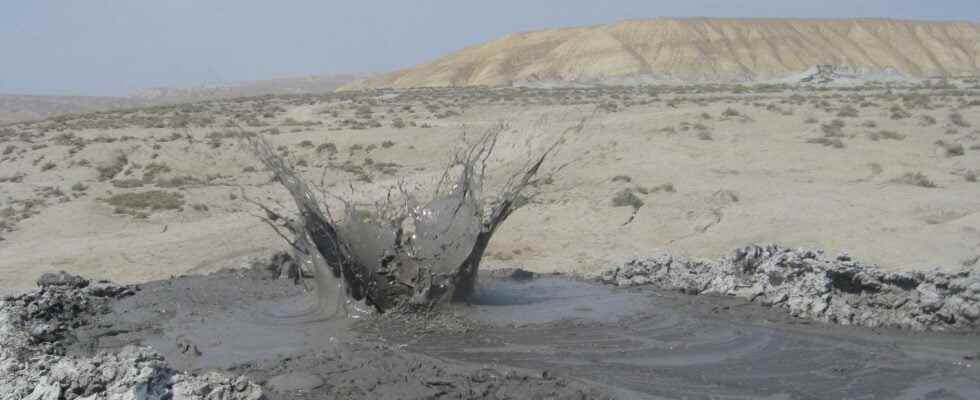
[56,270,980,399]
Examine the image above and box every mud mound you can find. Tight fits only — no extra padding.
[0,273,265,400]
[1,270,608,399]
[602,244,980,331]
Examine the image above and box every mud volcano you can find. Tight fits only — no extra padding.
[4,260,979,399]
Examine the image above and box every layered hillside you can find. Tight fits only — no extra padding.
[347,18,980,88]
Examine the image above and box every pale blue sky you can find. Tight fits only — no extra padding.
[2,1,977,96]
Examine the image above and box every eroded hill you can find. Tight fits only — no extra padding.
[347,18,980,88]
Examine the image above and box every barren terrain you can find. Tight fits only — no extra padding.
[1,81,979,297]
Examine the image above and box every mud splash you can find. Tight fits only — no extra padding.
[8,268,973,399]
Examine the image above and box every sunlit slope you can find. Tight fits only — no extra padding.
[346,18,980,88]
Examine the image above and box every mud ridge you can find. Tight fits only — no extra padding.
[601,244,980,331]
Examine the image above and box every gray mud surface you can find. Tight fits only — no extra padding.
[7,268,980,399]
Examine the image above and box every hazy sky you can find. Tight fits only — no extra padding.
[2,1,978,96]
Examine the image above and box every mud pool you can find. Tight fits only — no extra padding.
[63,270,980,399]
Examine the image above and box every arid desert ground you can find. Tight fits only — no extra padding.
[2,82,979,296]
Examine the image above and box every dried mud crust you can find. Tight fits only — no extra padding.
[602,244,980,331]
[0,273,264,400]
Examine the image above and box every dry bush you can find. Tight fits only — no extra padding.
[103,190,185,218]
[867,130,905,141]
[949,112,971,128]
[821,119,846,137]
[935,140,965,157]
[807,137,845,148]
[891,172,937,188]
[837,105,859,118]
[612,188,644,209]
[96,153,128,181]
[919,115,937,126]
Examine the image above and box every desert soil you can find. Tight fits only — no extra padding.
[2,84,979,297]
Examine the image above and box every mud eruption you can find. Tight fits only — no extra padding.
[245,119,583,314]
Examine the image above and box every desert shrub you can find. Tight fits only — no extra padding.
[192,203,209,212]
[316,142,337,155]
[820,119,846,137]
[890,105,911,120]
[722,108,742,118]
[71,182,88,192]
[891,172,937,188]
[103,190,185,212]
[966,171,977,182]
[354,105,373,117]
[112,179,145,188]
[837,105,859,118]
[806,137,845,148]
[142,162,171,181]
[867,130,905,141]
[297,140,314,148]
[2,145,15,155]
[860,120,877,128]
[96,153,128,181]
[804,117,818,124]
[919,115,937,126]
[598,102,618,112]
[392,118,406,129]
[155,175,201,188]
[935,140,965,157]
[0,174,25,183]
[381,140,396,149]
[949,112,971,128]
[41,162,56,171]
[611,175,632,183]
[612,188,644,210]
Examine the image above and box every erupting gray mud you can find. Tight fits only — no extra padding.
[4,266,978,399]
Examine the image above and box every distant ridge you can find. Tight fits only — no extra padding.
[344,18,980,89]
[0,73,364,124]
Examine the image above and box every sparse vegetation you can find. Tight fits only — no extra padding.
[949,112,970,128]
[935,140,965,157]
[612,188,644,210]
[867,130,905,141]
[891,172,937,188]
[103,190,185,217]
[837,105,859,118]
[96,153,128,181]
[807,137,845,148]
